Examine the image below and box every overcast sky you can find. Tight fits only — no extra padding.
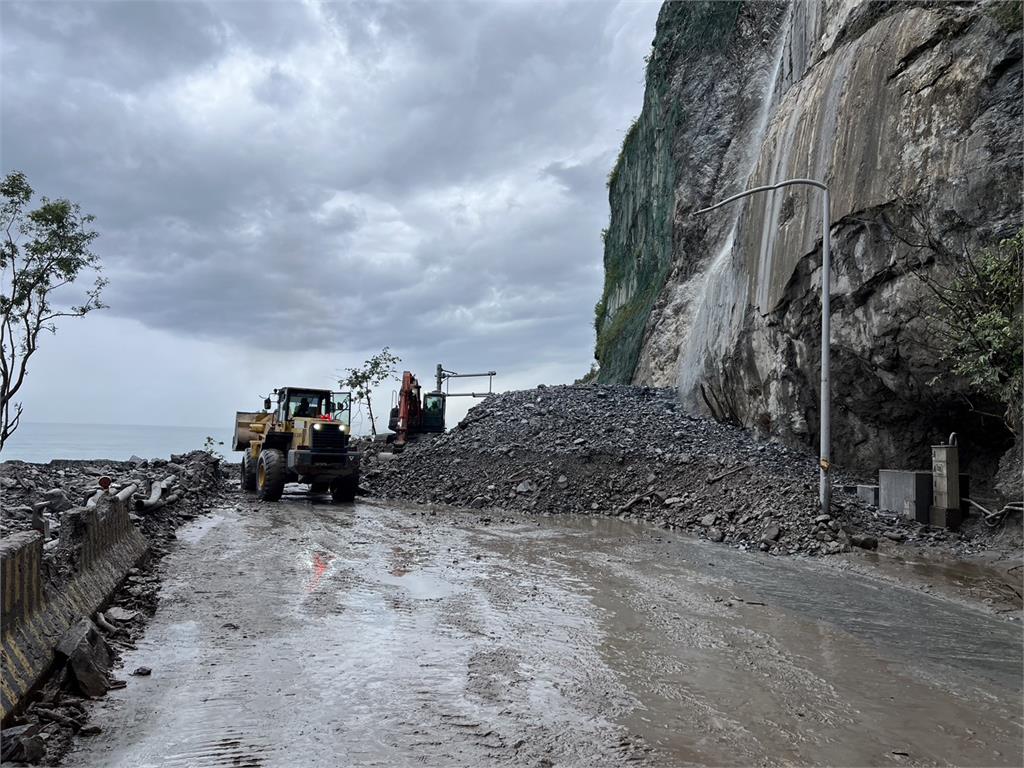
[1,0,658,434]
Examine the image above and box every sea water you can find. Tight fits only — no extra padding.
[0,422,233,464]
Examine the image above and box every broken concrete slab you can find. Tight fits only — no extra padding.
[0,723,44,763]
[56,619,112,698]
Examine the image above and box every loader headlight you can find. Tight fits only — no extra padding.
[313,423,323,431]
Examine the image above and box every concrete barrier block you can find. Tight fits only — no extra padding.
[1,493,146,722]
[1,532,43,629]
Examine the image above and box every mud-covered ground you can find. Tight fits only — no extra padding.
[63,492,1022,768]
[364,385,1023,561]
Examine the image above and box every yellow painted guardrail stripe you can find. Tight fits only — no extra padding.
[1,676,21,706]
[7,632,36,680]
[19,548,29,615]
[1,641,30,691]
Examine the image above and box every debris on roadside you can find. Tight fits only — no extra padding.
[0,450,231,765]
[1,451,224,551]
[363,385,1019,558]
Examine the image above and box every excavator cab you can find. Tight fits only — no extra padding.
[387,365,494,448]
[421,393,446,433]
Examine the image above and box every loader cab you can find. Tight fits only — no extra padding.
[278,388,326,420]
[273,388,348,423]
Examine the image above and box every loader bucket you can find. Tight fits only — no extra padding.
[233,411,262,451]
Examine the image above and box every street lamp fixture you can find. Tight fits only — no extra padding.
[693,178,832,512]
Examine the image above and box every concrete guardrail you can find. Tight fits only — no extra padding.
[1,490,146,721]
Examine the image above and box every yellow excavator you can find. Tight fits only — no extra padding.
[233,387,361,503]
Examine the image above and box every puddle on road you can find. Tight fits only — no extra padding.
[177,512,227,544]
[375,570,456,601]
[852,548,1023,609]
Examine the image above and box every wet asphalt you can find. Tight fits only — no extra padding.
[66,493,1023,767]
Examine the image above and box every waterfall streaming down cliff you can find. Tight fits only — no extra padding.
[676,7,791,409]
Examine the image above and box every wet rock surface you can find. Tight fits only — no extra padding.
[363,385,1021,559]
[598,0,1022,478]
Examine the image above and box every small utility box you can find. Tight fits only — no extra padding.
[879,470,933,523]
[857,485,880,506]
[931,436,962,530]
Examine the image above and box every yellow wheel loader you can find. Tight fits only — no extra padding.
[233,387,361,503]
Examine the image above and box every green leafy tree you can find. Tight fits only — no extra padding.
[919,230,1023,434]
[0,171,106,451]
[340,347,401,436]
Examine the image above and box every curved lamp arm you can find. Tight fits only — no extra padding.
[689,177,833,513]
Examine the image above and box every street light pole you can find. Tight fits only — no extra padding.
[693,178,832,512]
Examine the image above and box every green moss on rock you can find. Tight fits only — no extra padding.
[594,1,745,383]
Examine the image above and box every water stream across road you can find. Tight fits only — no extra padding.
[66,496,1023,767]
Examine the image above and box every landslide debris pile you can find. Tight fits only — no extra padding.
[366,385,966,556]
[1,450,223,555]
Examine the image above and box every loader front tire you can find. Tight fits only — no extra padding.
[256,449,286,501]
[240,448,257,491]
[330,472,359,503]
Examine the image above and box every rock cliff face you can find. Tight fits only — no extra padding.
[595,0,1022,478]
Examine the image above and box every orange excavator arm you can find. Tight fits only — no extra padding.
[394,371,422,448]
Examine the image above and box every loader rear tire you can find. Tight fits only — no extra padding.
[256,449,286,501]
[330,472,358,503]
[240,448,257,491]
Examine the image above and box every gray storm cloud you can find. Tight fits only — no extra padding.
[1,0,658,397]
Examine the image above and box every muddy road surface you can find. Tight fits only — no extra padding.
[67,496,1022,767]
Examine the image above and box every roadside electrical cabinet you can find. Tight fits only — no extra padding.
[930,433,961,530]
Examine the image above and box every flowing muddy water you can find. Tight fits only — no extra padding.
[66,495,1022,767]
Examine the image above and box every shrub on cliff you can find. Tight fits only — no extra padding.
[924,230,1023,434]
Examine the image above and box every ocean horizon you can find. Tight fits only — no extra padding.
[0,421,234,464]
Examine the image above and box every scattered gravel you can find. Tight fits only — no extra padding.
[363,385,1021,558]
